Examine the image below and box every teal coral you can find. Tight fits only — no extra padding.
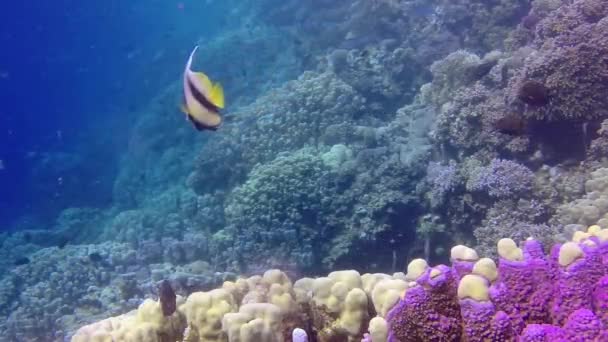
[221,148,333,271]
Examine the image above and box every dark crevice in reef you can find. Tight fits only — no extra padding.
[528,119,601,165]
[331,202,419,274]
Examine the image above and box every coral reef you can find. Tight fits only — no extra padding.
[70,225,608,341]
[474,198,557,257]
[418,0,608,260]
[425,161,461,207]
[4,0,608,340]
[508,0,608,121]
[0,239,233,341]
[466,158,534,198]
[220,148,334,271]
[554,167,608,227]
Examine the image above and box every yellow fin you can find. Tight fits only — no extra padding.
[209,82,225,109]
[195,72,213,91]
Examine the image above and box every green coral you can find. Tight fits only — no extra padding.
[216,142,423,272]
[222,148,333,271]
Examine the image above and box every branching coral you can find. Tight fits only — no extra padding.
[587,119,608,162]
[216,141,423,272]
[466,158,534,198]
[429,72,511,153]
[426,161,461,207]
[434,0,531,51]
[425,50,483,107]
[474,198,558,257]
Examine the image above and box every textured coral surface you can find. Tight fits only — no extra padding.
[71,225,608,342]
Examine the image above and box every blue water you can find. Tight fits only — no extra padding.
[0,0,227,228]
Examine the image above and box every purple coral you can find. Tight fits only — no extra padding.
[426,161,460,205]
[459,299,516,341]
[511,0,608,121]
[520,309,608,341]
[386,238,608,340]
[387,265,462,341]
[594,275,608,327]
[468,159,534,198]
[551,243,605,325]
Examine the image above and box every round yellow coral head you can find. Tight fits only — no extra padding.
[371,279,407,317]
[587,225,602,234]
[558,242,583,267]
[429,268,442,279]
[572,230,591,243]
[405,259,428,281]
[263,269,291,288]
[457,274,489,301]
[450,245,479,261]
[595,228,608,242]
[369,316,388,342]
[328,270,362,289]
[497,238,523,261]
[472,258,498,282]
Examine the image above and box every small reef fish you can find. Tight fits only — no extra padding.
[494,114,528,136]
[158,280,177,316]
[181,46,225,131]
[14,257,30,266]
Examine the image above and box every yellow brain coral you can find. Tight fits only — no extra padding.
[181,289,237,342]
[222,303,284,342]
[368,316,388,342]
[370,279,408,317]
[71,298,186,342]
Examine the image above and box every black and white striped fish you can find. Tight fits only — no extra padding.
[181,46,225,131]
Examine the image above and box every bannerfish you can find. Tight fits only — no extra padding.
[181,46,225,131]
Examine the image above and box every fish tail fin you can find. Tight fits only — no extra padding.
[223,113,236,122]
[209,82,225,109]
[180,103,189,114]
